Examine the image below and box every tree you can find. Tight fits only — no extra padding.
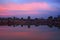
[28,16,31,20]
[57,15,60,20]
[48,16,53,20]
[21,17,23,20]
[35,18,38,20]
[58,15,60,18]
[13,17,16,20]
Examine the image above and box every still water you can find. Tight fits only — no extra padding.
[0,25,60,40]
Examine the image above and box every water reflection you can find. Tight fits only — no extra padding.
[2,24,60,29]
[0,25,60,40]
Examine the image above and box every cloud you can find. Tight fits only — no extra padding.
[0,10,46,16]
[0,2,58,16]
[0,2,53,11]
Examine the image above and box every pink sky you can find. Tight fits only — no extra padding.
[0,2,57,16]
[0,2,52,11]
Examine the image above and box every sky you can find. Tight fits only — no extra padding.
[0,0,60,18]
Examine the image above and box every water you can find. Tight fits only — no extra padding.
[0,25,60,40]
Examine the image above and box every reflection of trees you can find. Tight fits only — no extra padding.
[48,24,53,28]
[21,25,23,27]
[28,25,30,28]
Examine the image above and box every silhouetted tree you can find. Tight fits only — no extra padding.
[21,17,23,20]
[0,18,1,21]
[13,17,16,20]
[57,15,60,21]
[58,15,60,18]
[28,16,31,20]
[48,16,53,20]
[35,18,38,20]
[48,16,53,24]
[54,17,57,20]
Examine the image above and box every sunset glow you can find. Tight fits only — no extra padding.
[0,2,52,10]
[0,0,60,17]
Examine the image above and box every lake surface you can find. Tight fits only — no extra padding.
[0,25,60,40]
